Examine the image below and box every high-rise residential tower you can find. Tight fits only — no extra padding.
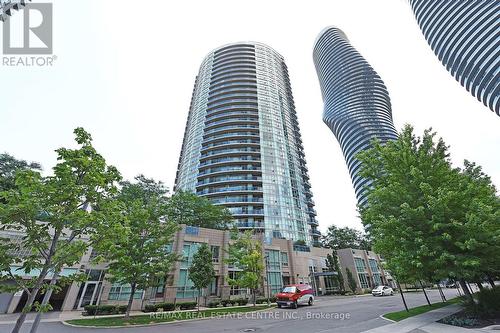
[409,0,499,116]
[313,27,398,205]
[175,42,320,245]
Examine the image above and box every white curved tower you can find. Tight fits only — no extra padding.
[313,27,398,205]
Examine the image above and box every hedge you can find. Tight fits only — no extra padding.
[178,301,197,310]
[207,300,221,308]
[143,302,175,312]
[143,301,197,312]
[84,305,127,315]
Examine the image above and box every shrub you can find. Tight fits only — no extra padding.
[178,301,197,310]
[84,304,118,315]
[475,286,500,319]
[235,298,248,306]
[221,299,232,307]
[116,305,128,314]
[254,297,276,304]
[143,302,176,312]
[143,304,157,313]
[207,300,221,308]
[440,315,479,328]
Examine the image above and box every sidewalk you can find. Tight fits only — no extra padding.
[362,304,485,333]
[0,310,146,324]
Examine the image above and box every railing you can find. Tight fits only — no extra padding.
[197,175,261,185]
[197,186,263,195]
[199,156,260,167]
[201,139,260,150]
[210,197,263,204]
[198,166,261,176]
[204,124,259,135]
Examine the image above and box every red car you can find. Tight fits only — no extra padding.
[275,284,314,308]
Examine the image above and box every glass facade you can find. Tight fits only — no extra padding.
[368,258,379,273]
[265,249,283,294]
[354,258,367,273]
[176,242,202,298]
[313,27,398,205]
[358,273,369,289]
[175,42,319,245]
[108,284,143,301]
[409,0,499,116]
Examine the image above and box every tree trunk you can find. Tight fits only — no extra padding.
[29,270,60,333]
[475,280,484,291]
[459,279,473,302]
[487,276,495,288]
[437,283,446,302]
[420,281,431,307]
[125,283,137,319]
[197,289,201,312]
[11,286,42,333]
[252,289,256,307]
[396,281,409,312]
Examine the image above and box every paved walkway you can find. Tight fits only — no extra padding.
[362,304,485,333]
[0,310,147,324]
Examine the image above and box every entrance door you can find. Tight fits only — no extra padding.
[77,282,99,309]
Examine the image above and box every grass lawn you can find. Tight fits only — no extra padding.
[383,297,460,322]
[66,305,273,327]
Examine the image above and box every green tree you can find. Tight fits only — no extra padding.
[358,125,500,301]
[346,268,357,294]
[326,251,344,292]
[95,175,179,319]
[321,225,371,250]
[0,128,121,333]
[188,243,215,311]
[226,231,264,306]
[167,191,233,230]
[0,153,41,198]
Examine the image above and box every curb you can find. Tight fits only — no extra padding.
[379,314,396,323]
[61,306,274,329]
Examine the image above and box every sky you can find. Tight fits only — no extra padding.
[1,0,499,233]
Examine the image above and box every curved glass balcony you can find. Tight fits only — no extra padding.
[197,174,261,183]
[205,110,258,122]
[197,185,263,195]
[198,165,261,176]
[201,139,260,151]
[202,132,260,143]
[210,196,263,204]
[199,156,261,167]
[203,124,259,136]
[200,147,260,159]
[205,118,258,129]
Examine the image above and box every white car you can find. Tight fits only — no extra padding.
[372,285,394,296]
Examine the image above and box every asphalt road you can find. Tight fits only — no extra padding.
[1,288,460,333]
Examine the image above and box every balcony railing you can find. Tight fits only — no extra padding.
[197,185,263,195]
[199,156,260,167]
[198,166,261,176]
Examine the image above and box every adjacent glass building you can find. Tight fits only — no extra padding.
[409,0,499,116]
[175,42,320,245]
[313,27,398,205]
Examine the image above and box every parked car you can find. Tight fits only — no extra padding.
[445,281,457,288]
[275,284,314,308]
[372,285,394,296]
